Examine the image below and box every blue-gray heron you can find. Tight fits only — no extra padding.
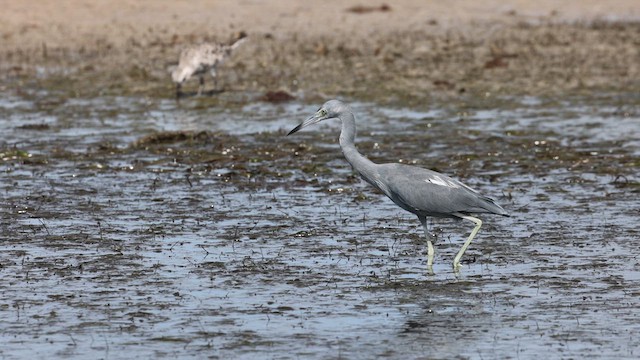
[288,100,509,270]
[171,33,247,98]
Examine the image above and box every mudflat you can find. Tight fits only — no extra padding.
[1,2,639,359]
[2,0,639,102]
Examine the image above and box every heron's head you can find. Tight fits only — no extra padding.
[287,100,350,136]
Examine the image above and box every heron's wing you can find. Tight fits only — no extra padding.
[379,163,507,216]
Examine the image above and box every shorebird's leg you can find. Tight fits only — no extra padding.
[197,75,205,96]
[210,68,218,91]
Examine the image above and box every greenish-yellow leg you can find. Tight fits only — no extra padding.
[418,216,434,272]
[452,213,483,269]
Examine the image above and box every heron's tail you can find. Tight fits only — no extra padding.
[481,196,510,217]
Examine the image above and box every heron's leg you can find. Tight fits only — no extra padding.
[175,83,182,99]
[418,216,434,271]
[197,75,205,96]
[452,213,483,269]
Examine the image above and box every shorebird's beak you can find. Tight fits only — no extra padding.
[287,110,328,136]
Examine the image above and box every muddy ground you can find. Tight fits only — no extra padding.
[1,1,640,359]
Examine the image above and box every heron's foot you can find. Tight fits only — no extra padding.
[427,264,435,276]
[453,260,463,271]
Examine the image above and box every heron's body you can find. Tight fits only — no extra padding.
[288,100,509,271]
[358,163,508,218]
[172,35,246,97]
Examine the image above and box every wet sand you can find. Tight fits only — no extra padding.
[1,93,639,358]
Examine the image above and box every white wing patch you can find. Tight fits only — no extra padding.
[424,175,481,193]
[425,175,460,189]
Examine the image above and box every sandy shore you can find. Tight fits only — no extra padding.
[1,0,639,102]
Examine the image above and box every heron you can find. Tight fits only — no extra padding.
[287,100,509,271]
[171,32,247,98]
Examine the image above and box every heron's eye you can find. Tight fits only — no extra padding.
[319,109,327,116]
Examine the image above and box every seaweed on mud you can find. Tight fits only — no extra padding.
[131,130,216,148]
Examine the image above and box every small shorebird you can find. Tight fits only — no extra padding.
[171,32,247,98]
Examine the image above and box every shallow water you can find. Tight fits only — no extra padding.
[1,91,639,359]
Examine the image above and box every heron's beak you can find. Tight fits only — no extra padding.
[287,111,327,136]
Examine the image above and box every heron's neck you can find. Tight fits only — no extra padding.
[338,112,378,183]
